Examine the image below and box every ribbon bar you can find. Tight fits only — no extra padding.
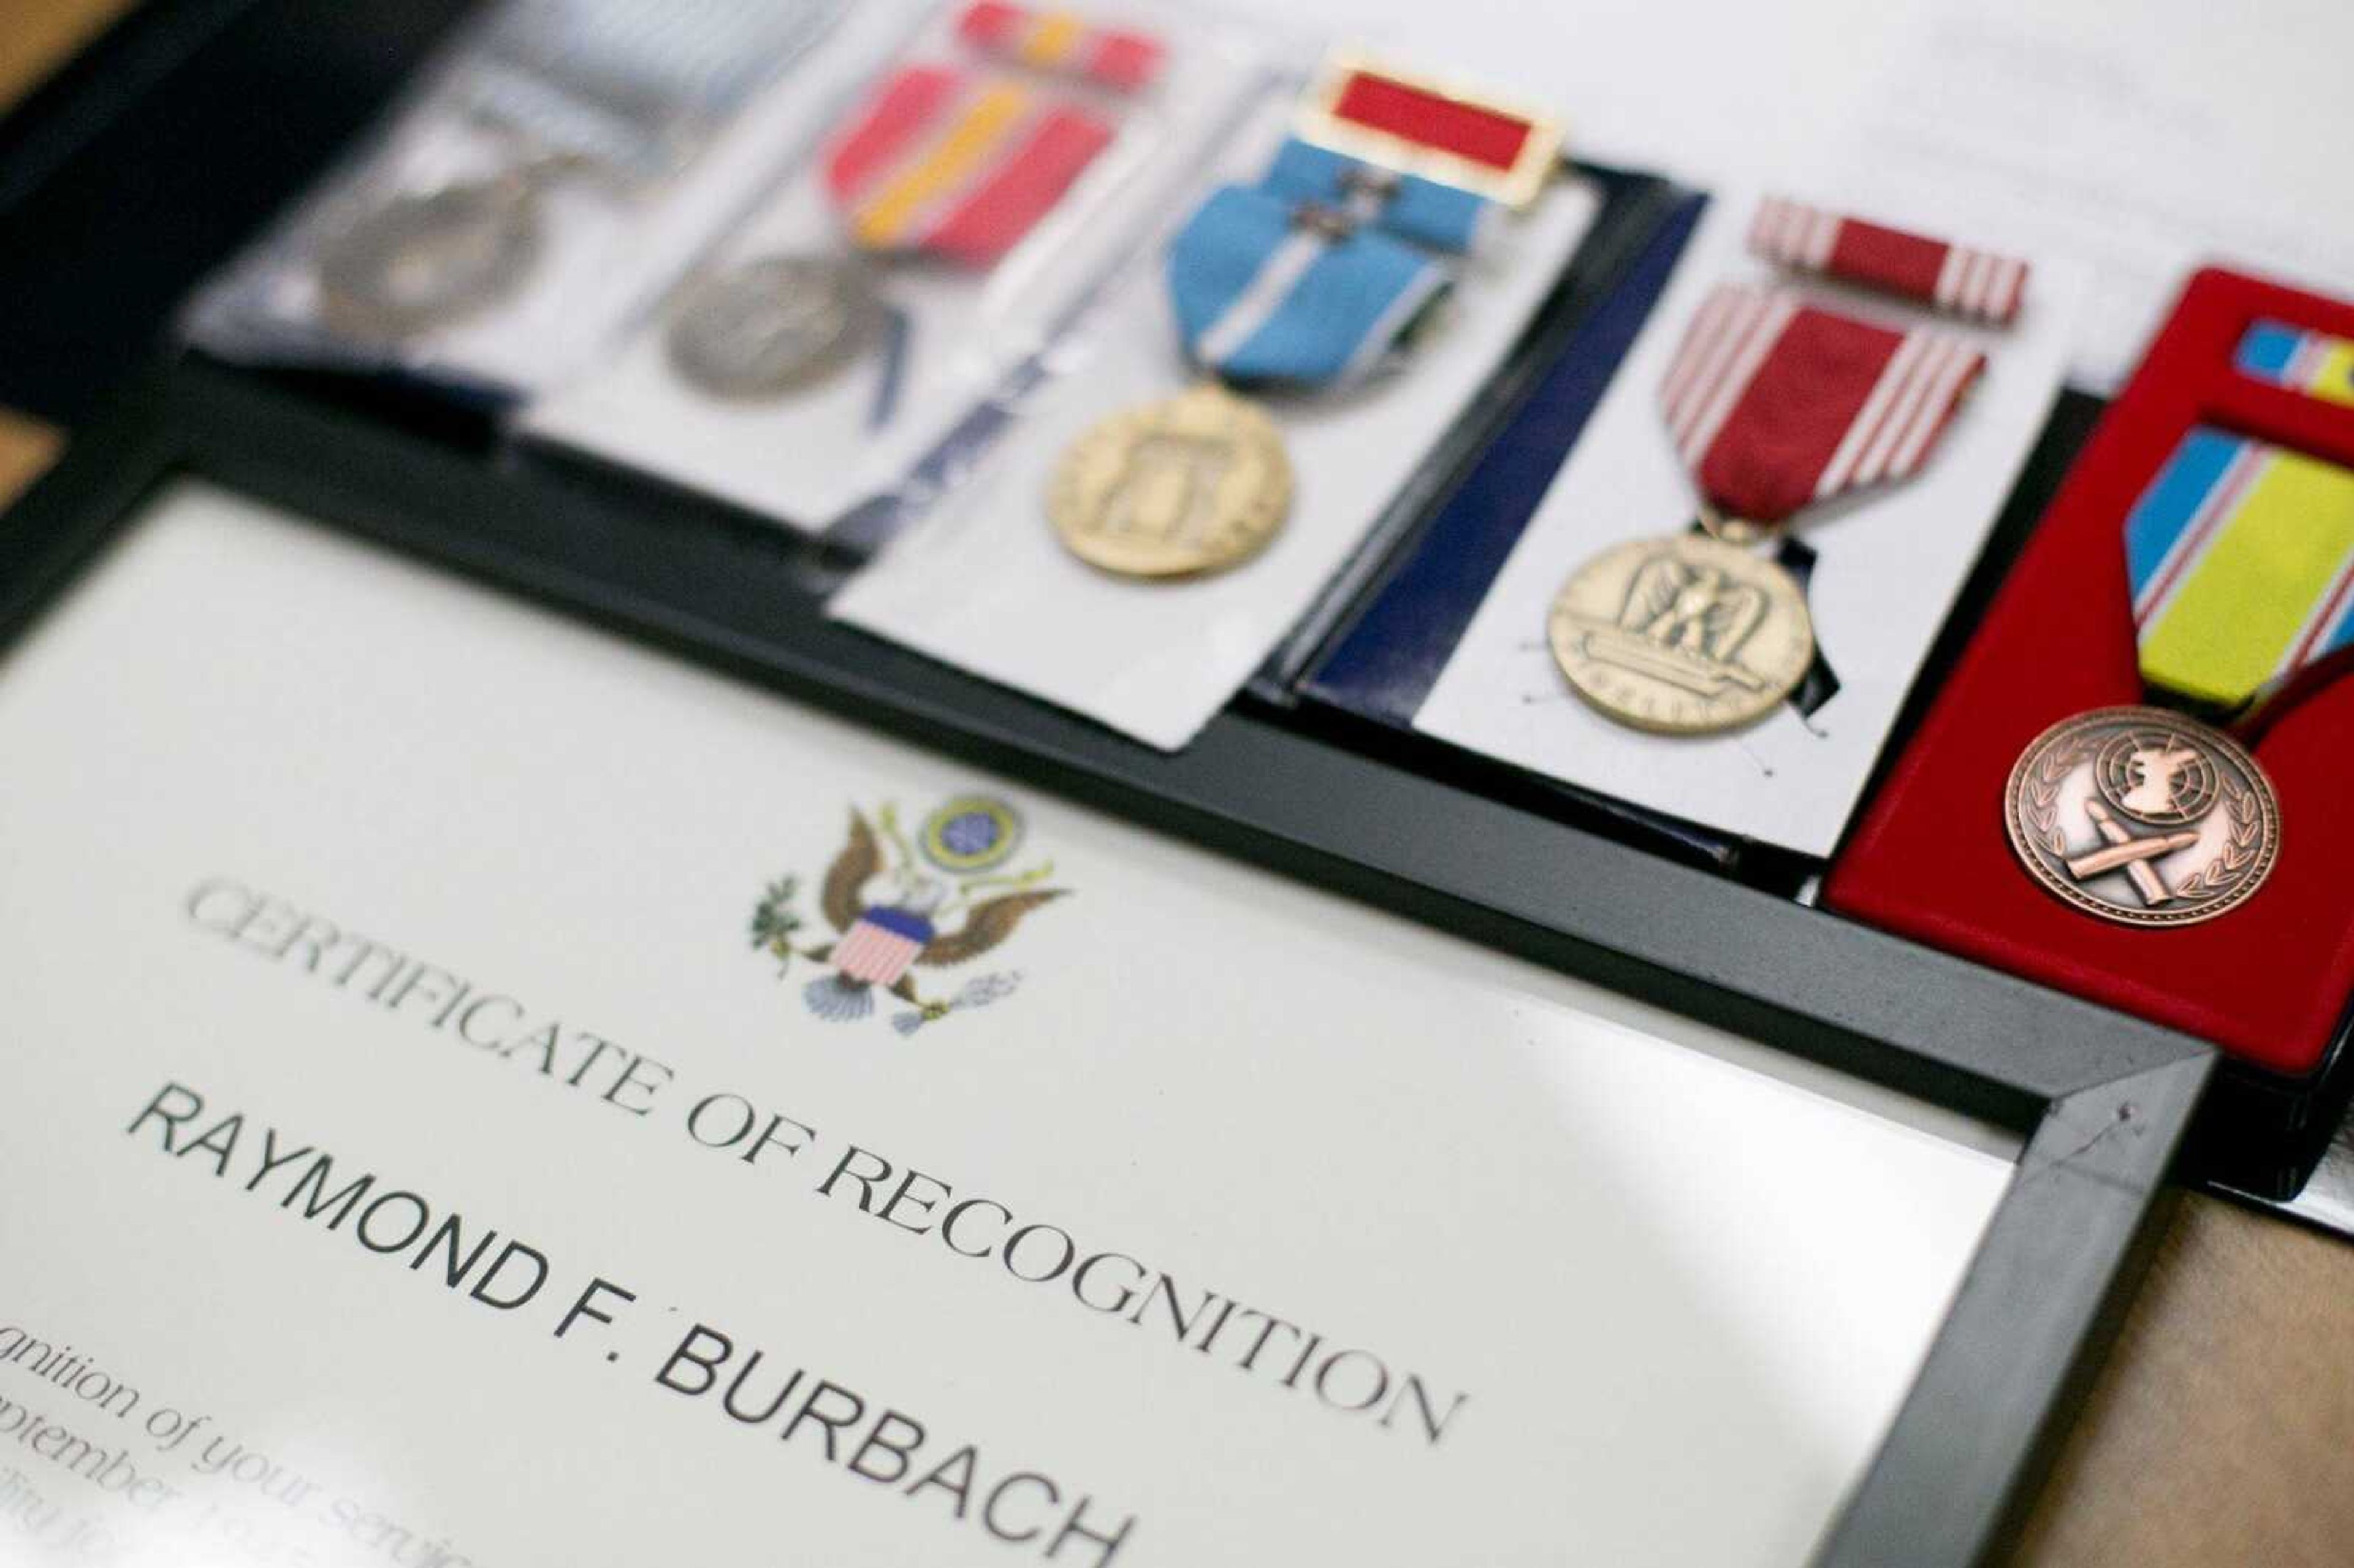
[956,1,1165,93]
[2235,319,2354,409]
[1660,284,1986,524]
[825,64,1114,267]
[1296,53,1560,210]
[1749,196,2028,327]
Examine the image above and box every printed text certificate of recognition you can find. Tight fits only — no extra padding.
[0,484,2015,1567]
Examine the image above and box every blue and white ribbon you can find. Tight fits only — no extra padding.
[1257,139,1490,254]
[1166,137,1488,390]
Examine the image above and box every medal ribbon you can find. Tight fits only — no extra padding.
[825,65,1116,268]
[472,0,842,174]
[1167,139,1487,389]
[2124,427,2354,710]
[1749,196,2028,327]
[1300,58,1560,210]
[1661,283,1986,525]
[2235,319,2354,408]
[956,1,1165,92]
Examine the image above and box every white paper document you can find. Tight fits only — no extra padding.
[1414,188,2089,859]
[0,484,2014,1567]
[831,103,1601,751]
[1816,0,2354,392]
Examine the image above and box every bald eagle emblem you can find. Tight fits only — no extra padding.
[748,796,1067,1035]
[1572,550,1773,696]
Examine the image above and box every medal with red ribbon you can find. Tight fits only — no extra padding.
[667,2,1159,419]
[1550,265,1989,736]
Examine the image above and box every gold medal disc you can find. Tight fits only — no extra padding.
[2004,706,2280,927]
[1048,384,1293,579]
[1548,533,1815,734]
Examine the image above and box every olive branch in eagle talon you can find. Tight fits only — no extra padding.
[752,802,1067,1031]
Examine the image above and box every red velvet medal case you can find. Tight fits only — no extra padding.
[1827,268,2354,1090]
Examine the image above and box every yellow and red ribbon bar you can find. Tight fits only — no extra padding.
[1749,196,2029,327]
[956,1,1165,93]
[825,64,1116,267]
[1295,52,1561,211]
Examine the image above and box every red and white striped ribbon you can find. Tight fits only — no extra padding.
[1660,284,1987,524]
[1749,196,2029,327]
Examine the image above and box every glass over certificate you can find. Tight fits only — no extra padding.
[0,484,2018,1567]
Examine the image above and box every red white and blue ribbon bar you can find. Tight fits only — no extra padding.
[1661,283,1986,523]
[1748,196,2029,327]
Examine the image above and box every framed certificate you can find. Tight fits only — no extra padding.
[0,364,2210,1567]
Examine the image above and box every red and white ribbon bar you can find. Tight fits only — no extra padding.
[956,1,1165,93]
[1748,196,2029,327]
[1659,284,1987,523]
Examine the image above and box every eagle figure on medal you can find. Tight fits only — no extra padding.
[1552,202,2024,734]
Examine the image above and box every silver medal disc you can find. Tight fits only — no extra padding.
[665,256,882,400]
[316,178,544,342]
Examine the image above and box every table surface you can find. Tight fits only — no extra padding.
[3,6,2350,1564]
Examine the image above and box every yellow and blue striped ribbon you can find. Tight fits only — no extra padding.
[2125,425,2354,710]
[2236,319,2354,408]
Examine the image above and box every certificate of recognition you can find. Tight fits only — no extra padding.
[0,485,2016,1567]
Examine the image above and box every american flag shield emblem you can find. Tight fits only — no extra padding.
[833,907,936,987]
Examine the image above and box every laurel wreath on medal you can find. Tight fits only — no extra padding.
[2022,738,2258,897]
[2022,737,2095,861]
[2170,783,2263,897]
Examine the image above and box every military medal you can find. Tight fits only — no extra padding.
[665,256,884,398]
[1553,267,1995,734]
[316,169,553,341]
[1550,534,1815,734]
[2006,709,2279,927]
[316,0,844,345]
[668,7,1154,407]
[1051,58,1551,579]
[1049,384,1292,576]
[2003,404,2354,923]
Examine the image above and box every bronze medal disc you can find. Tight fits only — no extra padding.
[1048,385,1293,579]
[2004,705,2280,927]
[1547,533,1815,734]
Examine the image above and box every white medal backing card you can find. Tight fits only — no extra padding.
[522,1,1276,530]
[184,0,906,399]
[1412,187,2089,858]
[829,96,1601,751]
[0,484,2014,1567]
